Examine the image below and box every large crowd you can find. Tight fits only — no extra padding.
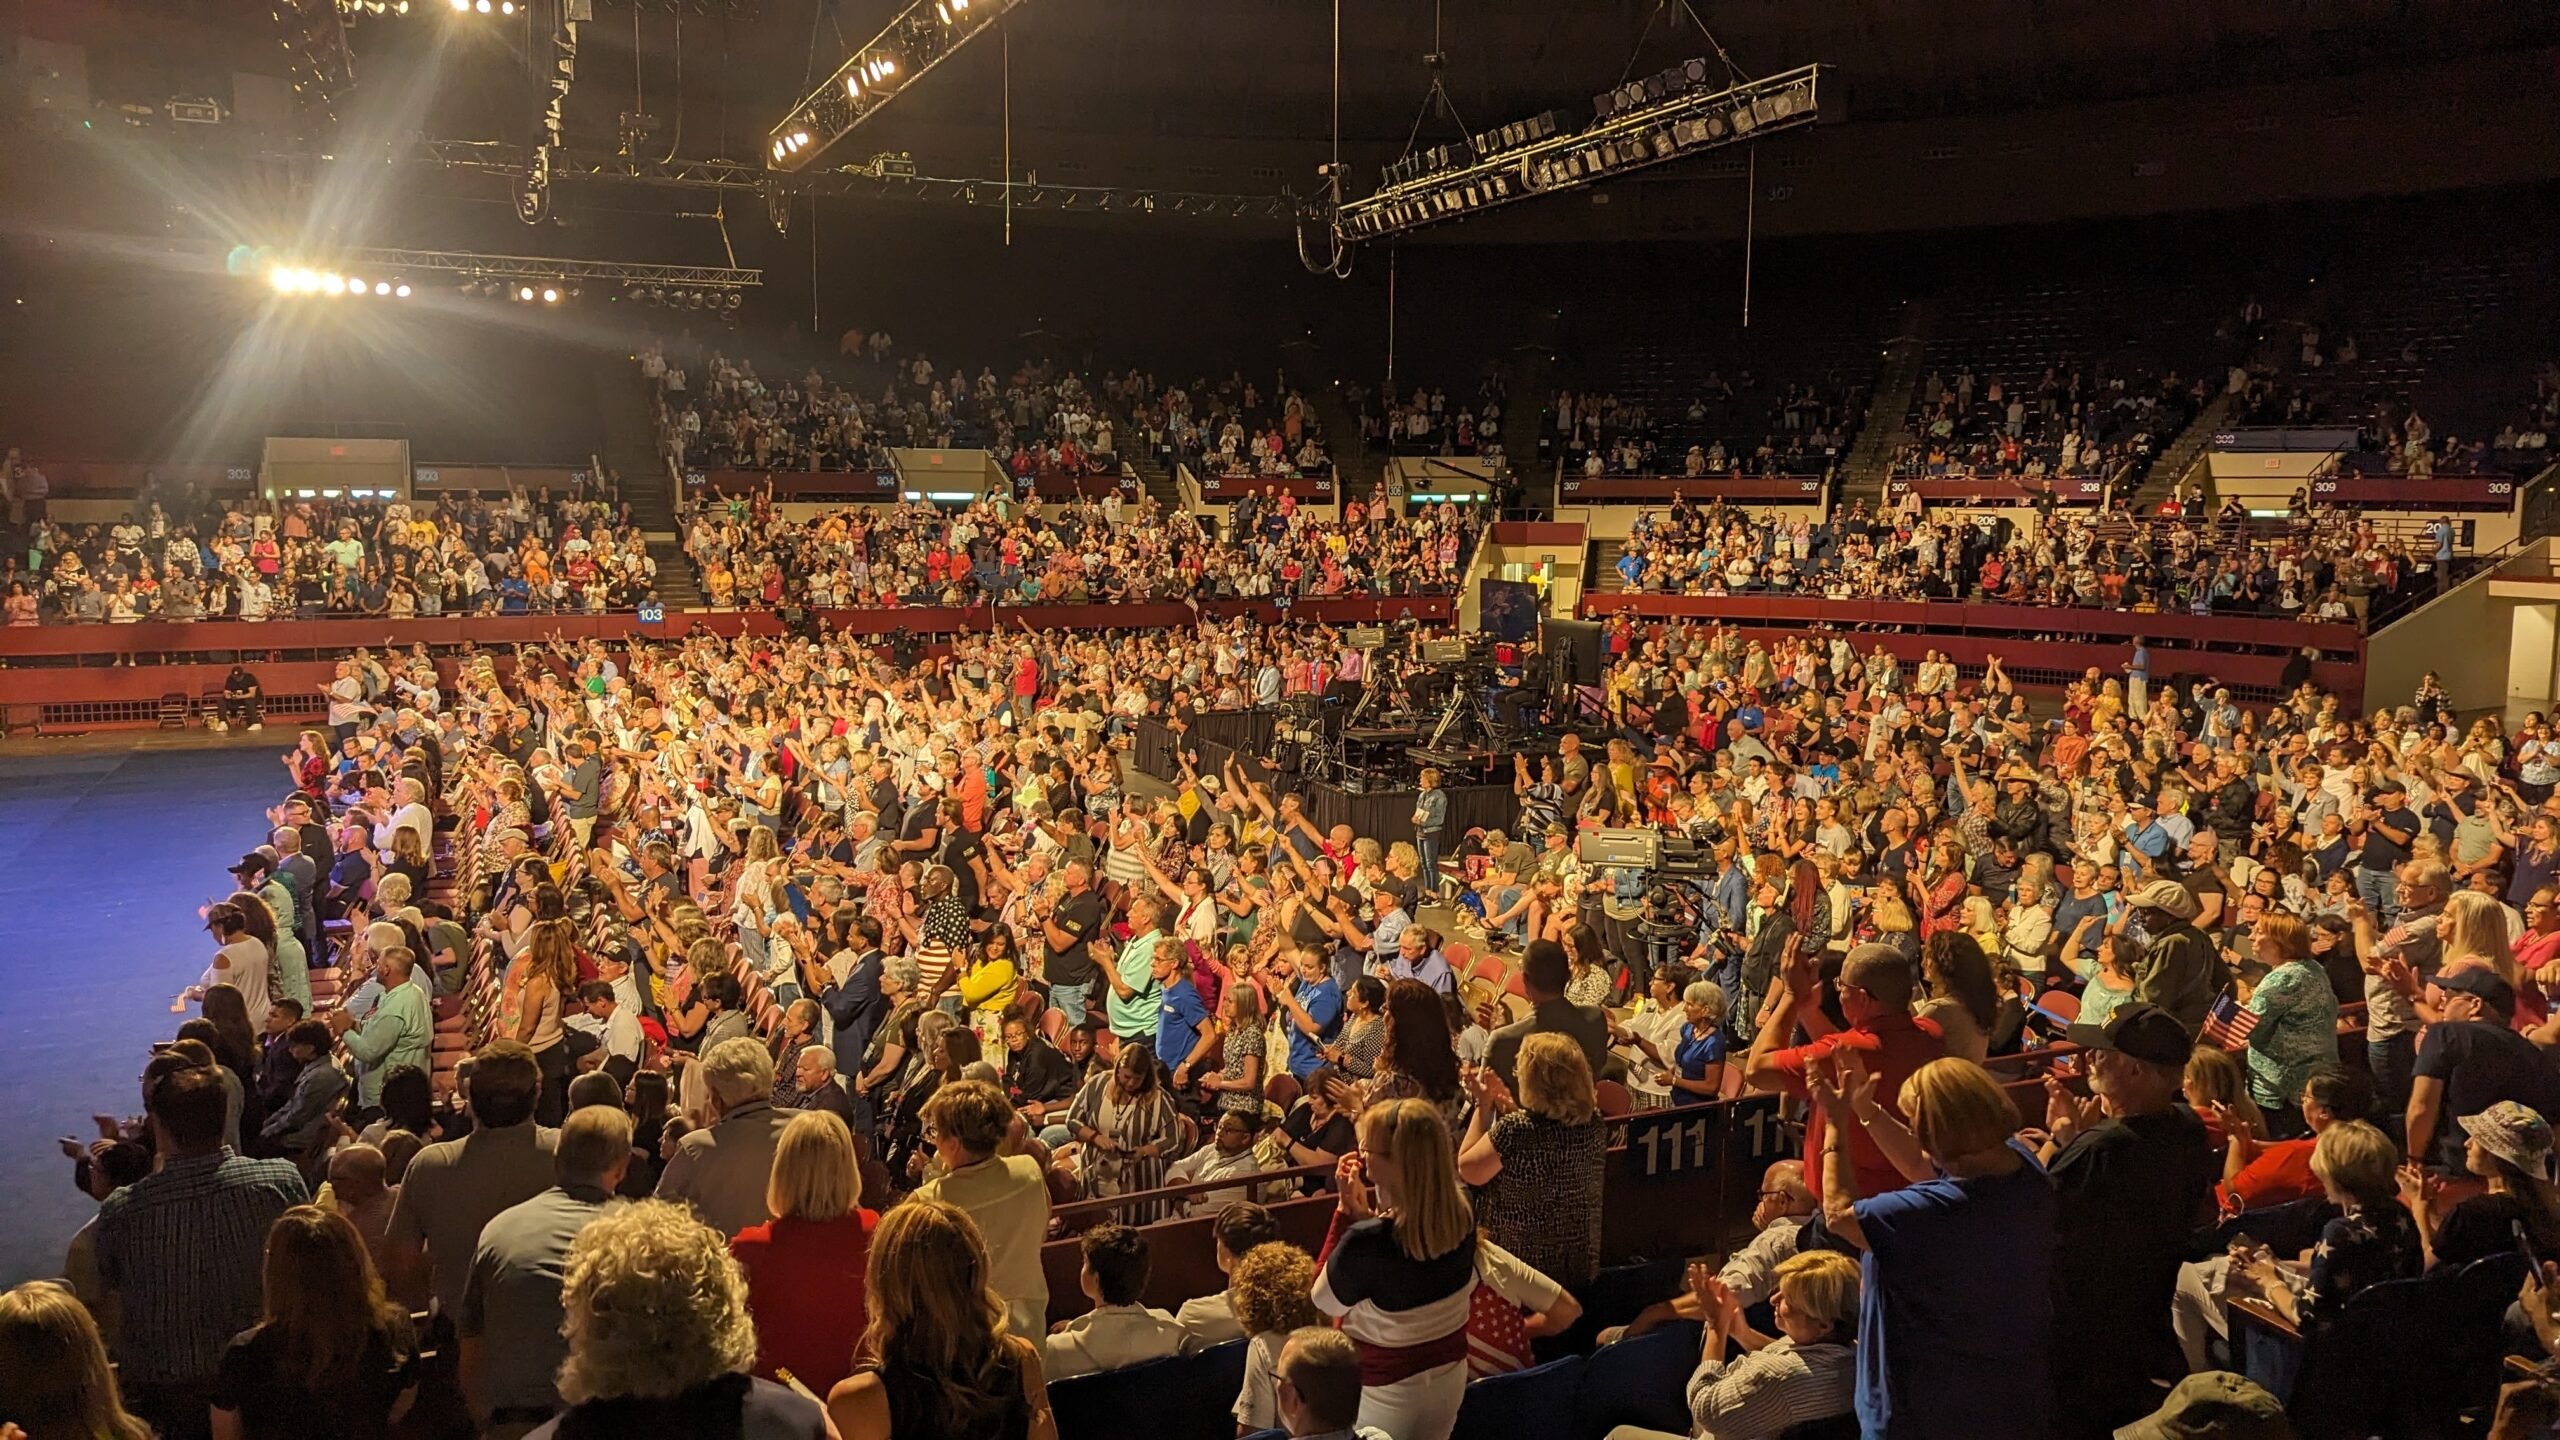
[0,470,655,625]
[18,555,2560,1440]
[1608,494,2457,627]
[1557,374,1863,480]
[1889,362,2206,486]
[677,488,1485,609]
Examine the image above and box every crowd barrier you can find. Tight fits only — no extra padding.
[2309,473,2519,511]
[1192,473,1335,501]
[1580,593,2365,698]
[1886,473,2108,505]
[0,596,1458,731]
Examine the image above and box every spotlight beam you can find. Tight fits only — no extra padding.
[765,0,1027,173]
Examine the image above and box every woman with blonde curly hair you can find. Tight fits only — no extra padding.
[535,1200,828,1438]
[0,1279,150,1440]
[826,1198,1057,1440]
[1226,1241,1325,1433]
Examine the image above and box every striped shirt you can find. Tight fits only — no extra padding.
[1687,1336,1857,1440]
[94,1149,310,1383]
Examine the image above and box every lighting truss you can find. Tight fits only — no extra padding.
[336,246,760,291]
[766,0,1025,174]
[1337,62,1825,243]
[411,140,1301,222]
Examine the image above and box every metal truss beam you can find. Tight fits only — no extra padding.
[410,139,1301,222]
[342,245,760,287]
[765,0,1025,173]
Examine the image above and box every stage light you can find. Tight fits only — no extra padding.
[499,1,514,12]
[374,281,391,295]
[393,284,411,297]
[269,267,295,293]
[450,0,467,8]
[541,287,559,303]
[319,272,345,294]
[517,285,535,301]
[345,276,366,293]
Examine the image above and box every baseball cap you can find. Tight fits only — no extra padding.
[229,846,279,877]
[2114,1371,2292,1440]
[2458,1100,2556,1179]
[2433,964,2518,1016]
[2068,1001,2195,1067]
[2127,879,2202,921]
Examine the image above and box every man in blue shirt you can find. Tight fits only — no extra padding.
[1381,924,1454,995]
[1267,945,1344,1080]
[1152,946,1210,1079]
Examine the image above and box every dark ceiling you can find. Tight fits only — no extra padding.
[22,0,2559,171]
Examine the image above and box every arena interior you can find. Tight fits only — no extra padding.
[5,1,2560,1437]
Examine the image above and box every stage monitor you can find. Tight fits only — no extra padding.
[1478,577,1540,643]
[1543,617,1604,686]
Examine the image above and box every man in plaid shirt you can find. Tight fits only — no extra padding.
[95,1064,308,1440]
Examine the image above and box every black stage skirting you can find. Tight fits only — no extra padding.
[1133,714,1523,843]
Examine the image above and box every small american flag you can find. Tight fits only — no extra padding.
[2200,991,2259,1051]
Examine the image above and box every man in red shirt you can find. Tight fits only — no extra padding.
[1743,942,1946,1199]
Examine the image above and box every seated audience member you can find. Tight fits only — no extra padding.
[257,1018,349,1158]
[1002,1013,1081,1130]
[1314,1099,1582,1440]
[211,1206,418,1440]
[1164,1108,1272,1213]
[1606,1249,1862,1440]
[909,1078,1052,1340]
[1174,1201,1283,1345]
[779,1044,862,1133]
[0,1278,153,1440]
[1271,1326,1389,1440]
[1041,1222,1195,1380]
[2221,1119,2419,1329]
[2215,1066,2364,1220]
[825,1198,1058,1440]
[1280,1065,1360,1185]
[2404,1099,2560,1270]
[95,1064,310,1440]
[731,1110,880,1395]
[1601,1161,1816,1345]
[657,1036,797,1237]
[1228,1242,1326,1434]
[1460,1030,1610,1289]
[460,1108,634,1436]
[1807,1055,2057,1440]
[385,1040,558,1324]
[526,1200,830,1438]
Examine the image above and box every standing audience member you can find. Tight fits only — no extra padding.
[2039,1005,2217,1437]
[1458,1031,1609,1289]
[910,1079,1053,1340]
[0,1278,153,1440]
[1485,940,1611,1089]
[458,1105,635,1440]
[94,1065,310,1440]
[525,1201,831,1438]
[657,1036,797,1237]
[1807,1055,2057,1440]
[730,1109,880,1395]
[825,1198,1059,1440]
[209,1206,418,1440]
[384,1041,558,1325]
[1313,1099,1581,1440]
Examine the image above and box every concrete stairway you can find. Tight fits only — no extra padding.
[1835,302,1935,509]
[591,361,700,605]
[2133,388,2237,509]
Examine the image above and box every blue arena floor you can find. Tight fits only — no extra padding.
[0,742,287,1285]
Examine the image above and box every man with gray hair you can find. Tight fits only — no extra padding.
[783,1045,858,1131]
[657,1036,794,1235]
[459,1104,635,1439]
